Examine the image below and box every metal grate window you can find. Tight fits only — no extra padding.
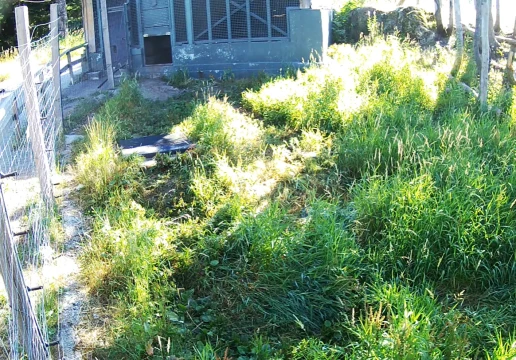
[186,0,299,44]
[173,0,188,43]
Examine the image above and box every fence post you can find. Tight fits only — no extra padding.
[100,0,115,89]
[15,6,54,207]
[185,0,194,45]
[50,4,63,137]
[67,50,75,84]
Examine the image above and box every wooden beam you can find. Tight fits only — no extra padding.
[100,0,115,89]
[463,24,516,46]
[82,0,96,52]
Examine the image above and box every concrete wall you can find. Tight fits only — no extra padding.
[131,8,333,78]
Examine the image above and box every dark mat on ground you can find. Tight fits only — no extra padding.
[118,133,193,159]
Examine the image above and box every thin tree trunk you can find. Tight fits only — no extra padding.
[58,0,68,38]
[507,17,516,85]
[451,0,463,76]
[489,5,499,50]
[480,0,490,110]
[447,0,454,36]
[435,0,446,36]
[474,0,482,74]
[494,0,501,33]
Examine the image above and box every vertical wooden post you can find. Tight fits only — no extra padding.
[67,50,75,83]
[83,0,97,52]
[50,4,63,135]
[185,0,194,45]
[15,6,54,207]
[100,0,115,89]
[479,0,490,110]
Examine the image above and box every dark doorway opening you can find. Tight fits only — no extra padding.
[144,35,172,65]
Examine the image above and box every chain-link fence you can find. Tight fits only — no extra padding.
[0,5,63,359]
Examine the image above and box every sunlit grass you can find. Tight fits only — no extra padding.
[69,29,516,359]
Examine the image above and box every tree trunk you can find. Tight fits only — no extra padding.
[447,0,454,36]
[451,0,463,76]
[494,0,501,33]
[489,5,499,50]
[506,17,516,85]
[480,0,490,110]
[473,0,482,74]
[435,0,446,36]
[58,0,68,38]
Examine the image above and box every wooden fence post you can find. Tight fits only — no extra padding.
[100,0,115,89]
[15,6,54,207]
[50,4,63,136]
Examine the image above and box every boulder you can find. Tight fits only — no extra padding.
[334,6,437,47]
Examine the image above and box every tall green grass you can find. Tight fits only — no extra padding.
[73,34,516,359]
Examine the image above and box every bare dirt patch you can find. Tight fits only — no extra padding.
[138,78,184,101]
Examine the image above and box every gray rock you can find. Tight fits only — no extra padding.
[337,6,437,47]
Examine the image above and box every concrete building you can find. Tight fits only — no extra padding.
[81,0,333,77]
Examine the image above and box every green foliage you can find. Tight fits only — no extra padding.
[348,283,471,359]
[487,332,516,360]
[168,68,193,89]
[332,0,364,44]
[291,338,342,359]
[64,94,107,133]
[93,79,195,140]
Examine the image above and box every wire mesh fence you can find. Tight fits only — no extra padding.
[188,0,299,43]
[0,6,63,359]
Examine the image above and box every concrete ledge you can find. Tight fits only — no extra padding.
[134,61,308,79]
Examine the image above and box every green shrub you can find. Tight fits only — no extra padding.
[332,0,364,44]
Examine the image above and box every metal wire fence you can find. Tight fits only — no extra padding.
[189,0,299,43]
[0,6,62,359]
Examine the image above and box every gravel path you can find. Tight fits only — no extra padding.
[54,137,89,360]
